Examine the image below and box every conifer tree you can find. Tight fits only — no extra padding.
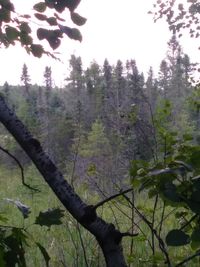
[20,63,31,96]
[43,66,53,159]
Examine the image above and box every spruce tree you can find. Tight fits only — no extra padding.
[20,63,31,96]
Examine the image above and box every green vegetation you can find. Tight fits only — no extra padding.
[1,0,200,266]
[1,32,200,266]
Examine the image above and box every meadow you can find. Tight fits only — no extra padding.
[0,165,199,267]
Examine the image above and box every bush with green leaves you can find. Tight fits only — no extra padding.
[129,99,200,266]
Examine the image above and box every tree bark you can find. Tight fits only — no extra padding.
[0,95,127,267]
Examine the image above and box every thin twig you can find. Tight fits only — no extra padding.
[0,145,39,191]
[159,201,166,237]
[122,193,172,267]
[121,232,138,238]
[129,191,135,267]
[152,194,159,255]
[179,214,198,231]
[94,188,133,210]
[175,250,200,267]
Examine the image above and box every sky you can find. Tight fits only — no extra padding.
[0,0,198,87]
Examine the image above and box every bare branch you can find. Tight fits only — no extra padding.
[0,145,39,191]
[175,250,200,267]
[94,188,133,210]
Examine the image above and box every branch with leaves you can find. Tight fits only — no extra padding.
[0,0,86,58]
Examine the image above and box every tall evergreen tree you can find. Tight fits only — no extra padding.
[67,55,84,100]
[126,59,152,159]
[43,66,53,159]
[102,59,113,129]
[20,63,31,96]
[65,55,85,127]
[158,60,170,99]
[85,61,103,124]
[44,66,53,92]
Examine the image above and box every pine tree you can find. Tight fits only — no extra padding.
[43,66,53,159]
[44,66,53,91]
[65,55,85,127]
[102,59,113,128]
[2,81,11,108]
[126,59,153,160]
[158,35,193,134]
[159,60,170,99]
[85,61,103,124]
[67,55,84,100]
[20,63,31,96]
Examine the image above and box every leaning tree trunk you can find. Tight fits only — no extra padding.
[0,95,127,267]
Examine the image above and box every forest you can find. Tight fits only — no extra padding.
[1,0,200,267]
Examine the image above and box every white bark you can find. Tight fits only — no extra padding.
[0,95,127,267]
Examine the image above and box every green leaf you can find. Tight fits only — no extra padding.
[34,13,47,21]
[19,22,31,34]
[35,208,64,227]
[71,12,87,26]
[137,168,146,176]
[166,229,190,246]
[35,242,50,267]
[162,182,181,202]
[58,24,82,42]
[30,44,44,57]
[37,28,48,40]
[33,2,46,13]
[4,229,27,266]
[191,191,200,202]
[5,26,19,42]
[186,200,200,214]
[46,17,57,26]
[130,160,148,178]
[65,0,81,12]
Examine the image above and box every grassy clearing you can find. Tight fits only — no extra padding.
[0,165,199,266]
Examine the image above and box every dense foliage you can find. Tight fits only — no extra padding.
[1,0,200,266]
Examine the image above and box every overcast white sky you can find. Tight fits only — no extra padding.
[0,0,198,87]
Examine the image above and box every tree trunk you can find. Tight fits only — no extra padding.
[0,95,127,267]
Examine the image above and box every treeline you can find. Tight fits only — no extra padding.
[0,35,199,192]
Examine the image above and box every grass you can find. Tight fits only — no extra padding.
[0,165,200,266]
